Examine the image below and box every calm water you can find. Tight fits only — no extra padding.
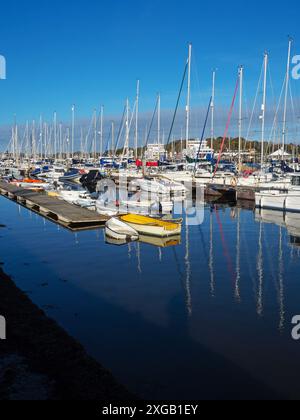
[1,195,300,400]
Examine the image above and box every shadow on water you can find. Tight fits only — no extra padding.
[53,279,283,400]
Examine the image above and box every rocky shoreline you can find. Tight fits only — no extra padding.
[0,267,134,400]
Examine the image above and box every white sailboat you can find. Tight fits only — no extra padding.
[255,174,300,212]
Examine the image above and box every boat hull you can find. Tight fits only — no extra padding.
[105,218,139,241]
[120,214,182,238]
[256,191,300,212]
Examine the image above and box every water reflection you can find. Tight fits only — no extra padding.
[2,198,300,398]
[209,210,215,298]
[254,208,300,332]
[235,207,241,303]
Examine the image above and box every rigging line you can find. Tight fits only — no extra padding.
[19,125,28,154]
[104,124,112,155]
[215,207,236,286]
[5,132,13,154]
[85,113,96,154]
[166,59,189,149]
[128,100,137,140]
[268,63,277,112]
[245,60,264,148]
[120,101,138,163]
[190,49,203,134]
[172,246,192,314]
[113,105,127,156]
[145,96,159,149]
[193,96,212,176]
[289,82,297,128]
[289,82,300,143]
[265,64,277,157]
[121,101,137,162]
[268,75,286,144]
[243,91,250,130]
[197,224,209,261]
[213,75,240,178]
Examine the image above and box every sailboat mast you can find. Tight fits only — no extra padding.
[59,123,62,160]
[126,98,129,157]
[66,127,70,160]
[186,43,192,151]
[211,70,216,151]
[238,66,243,171]
[158,93,161,147]
[25,121,29,161]
[80,127,83,160]
[32,120,36,161]
[111,121,115,156]
[100,105,104,157]
[54,112,57,160]
[282,38,292,160]
[71,105,75,159]
[93,109,97,160]
[44,123,47,161]
[261,53,268,170]
[15,120,19,165]
[135,80,140,159]
[39,116,43,160]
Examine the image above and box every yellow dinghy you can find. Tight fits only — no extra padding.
[120,214,182,237]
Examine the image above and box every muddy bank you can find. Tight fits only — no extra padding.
[0,268,134,400]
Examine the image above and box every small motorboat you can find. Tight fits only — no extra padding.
[73,198,96,210]
[138,178,171,195]
[119,214,182,237]
[105,217,139,241]
[159,179,187,195]
[10,178,49,191]
[96,199,119,216]
[59,169,85,183]
[58,187,92,204]
[120,199,157,215]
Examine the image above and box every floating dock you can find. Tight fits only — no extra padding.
[0,181,109,231]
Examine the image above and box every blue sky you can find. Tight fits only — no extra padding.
[1,0,300,147]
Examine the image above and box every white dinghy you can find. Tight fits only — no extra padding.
[105,217,139,241]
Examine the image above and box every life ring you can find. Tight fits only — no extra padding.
[231,177,237,187]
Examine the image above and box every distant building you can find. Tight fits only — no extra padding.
[145,143,165,160]
[268,148,292,160]
[184,139,214,161]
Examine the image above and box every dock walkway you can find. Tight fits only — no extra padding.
[0,181,109,231]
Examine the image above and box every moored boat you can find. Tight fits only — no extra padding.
[119,214,182,237]
[105,217,139,241]
[255,190,300,212]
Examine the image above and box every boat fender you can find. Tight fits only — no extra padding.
[231,177,237,187]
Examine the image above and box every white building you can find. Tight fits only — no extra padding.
[145,143,166,160]
[268,148,292,160]
[184,139,214,161]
